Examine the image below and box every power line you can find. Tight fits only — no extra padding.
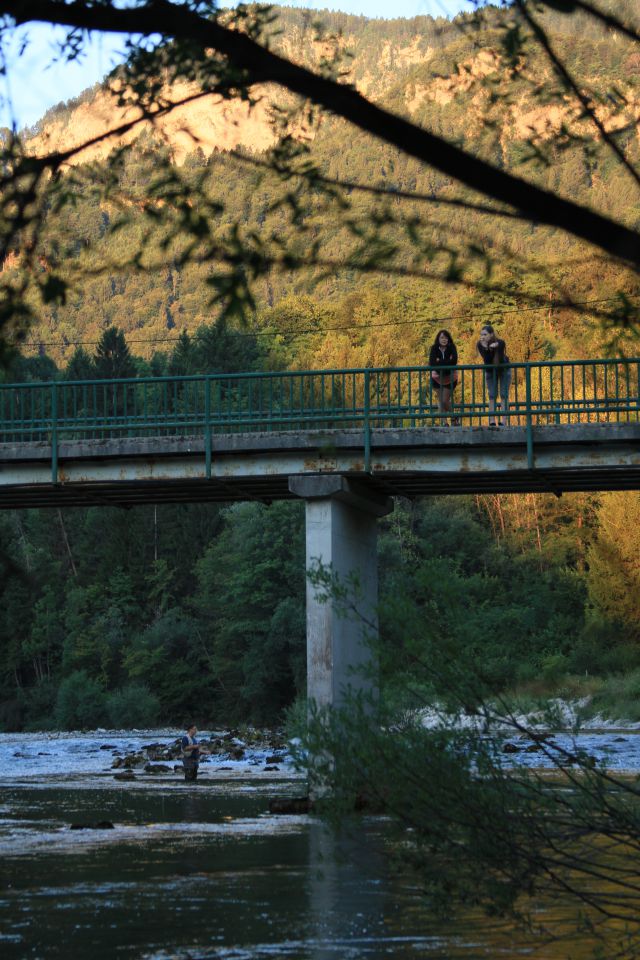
[18,295,637,352]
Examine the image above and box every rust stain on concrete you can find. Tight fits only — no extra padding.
[303,458,338,473]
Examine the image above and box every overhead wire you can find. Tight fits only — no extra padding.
[17,295,638,352]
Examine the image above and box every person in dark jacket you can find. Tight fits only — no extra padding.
[429,329,459,425]
[181,723,209,782]
[476,324,511,426]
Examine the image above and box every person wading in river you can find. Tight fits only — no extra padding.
[181,723,209,782]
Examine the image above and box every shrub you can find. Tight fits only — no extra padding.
[568,621,640,677]
[106,684,160,729]
[541,653,569,684]
[0,698,23,732]
[21,680,57,731]
[55,670,108,730]
[588,670,640,723]
[283,695,308,741]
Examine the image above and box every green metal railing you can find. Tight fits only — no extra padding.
[0,358,638,482]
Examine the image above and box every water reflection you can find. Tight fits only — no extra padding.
[1,775,639,958]
[0,781,456,959]
[308,820,383,959]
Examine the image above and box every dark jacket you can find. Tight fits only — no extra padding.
[429,343,458,370]
[477,338,509,365]
[181,735,200,762]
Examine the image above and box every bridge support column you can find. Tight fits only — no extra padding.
[289,476,393,713]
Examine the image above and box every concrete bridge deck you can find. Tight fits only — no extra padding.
[0,422,638,508]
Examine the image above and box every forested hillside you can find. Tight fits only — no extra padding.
[0,3,639,731]
[8,1,640,369]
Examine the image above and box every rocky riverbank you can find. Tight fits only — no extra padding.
[0,728,301,782]
[418,697,640,732]
[109,728,290,780]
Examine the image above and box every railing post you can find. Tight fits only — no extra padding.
[525,364,534,470]
[205,377,212,480]
[364,368,371,474]
[51,381,59,485]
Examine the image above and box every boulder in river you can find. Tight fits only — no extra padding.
[70,821,115,830]
[269,796,311,814]
[145,745,176,761]
[123,753,145,768]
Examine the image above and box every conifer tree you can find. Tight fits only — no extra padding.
[93,327,136,380]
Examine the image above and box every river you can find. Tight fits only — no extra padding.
[1,730,639,959]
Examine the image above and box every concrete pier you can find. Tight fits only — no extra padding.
[289,476,393,712]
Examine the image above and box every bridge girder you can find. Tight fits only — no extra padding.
[0,423,638,509]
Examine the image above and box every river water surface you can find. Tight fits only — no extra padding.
[1,730,639,959]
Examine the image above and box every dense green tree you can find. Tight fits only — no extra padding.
[24,586,64,685]
[191,323,262,374]
[64,346,95,381]
[378,498,587,698]
[587,490,640,639]
[5,352,58,383]
[93,327,137,380]
[192,501,306,722]
[167,331,197,377]
[123,609,212,720]
[61,571,140,685]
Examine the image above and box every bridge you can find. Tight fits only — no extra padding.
[1,358,638,506]
[2,357,639,717]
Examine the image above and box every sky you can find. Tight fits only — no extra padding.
[0,0,470,132]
